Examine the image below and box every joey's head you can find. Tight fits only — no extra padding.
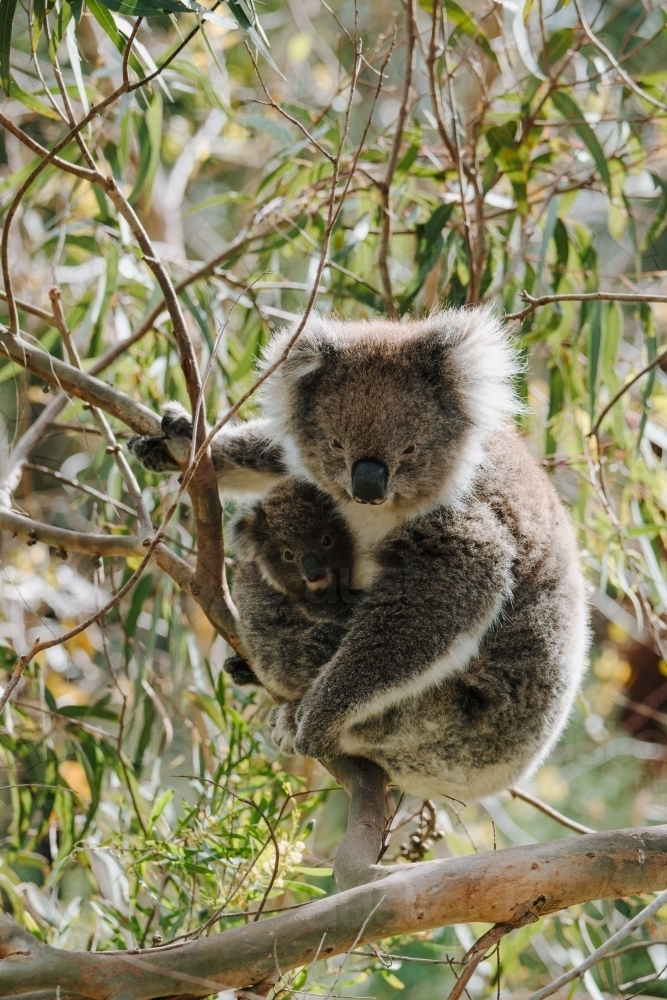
[230,477,354,599]
[258,308,520,515]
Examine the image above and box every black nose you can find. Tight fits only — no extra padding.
[351,460,388,505]
[302,554,328,582]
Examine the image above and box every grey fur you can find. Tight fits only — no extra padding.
[129,308,588,802]
[229,478,356,703]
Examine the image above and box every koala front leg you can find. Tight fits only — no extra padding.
[128,407,288,495]
[291,504,517,760]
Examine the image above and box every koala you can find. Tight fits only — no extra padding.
[226,477,357,703]
[129,308,588,802]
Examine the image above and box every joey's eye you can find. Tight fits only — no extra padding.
[322,535,333,549]
[283,550,294,561]
[402,443,417,457]
[330,438,344,453]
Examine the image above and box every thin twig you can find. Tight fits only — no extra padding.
[573,0,667,114]
[509,787,595,835]
[123,17,144,88]
[446,924,513,1000]
[377,0,414,317]
[507,289,667,322]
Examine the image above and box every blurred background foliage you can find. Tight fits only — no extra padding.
[3,0,667,995]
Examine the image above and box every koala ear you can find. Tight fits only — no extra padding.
[430,306,523,434]
[229,511,260,561]
[258,315,336,425]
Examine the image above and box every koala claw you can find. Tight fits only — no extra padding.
[127,403,195,472]
[162,403,193,440]
[270,703,300,755]
[126,434,181,472]
[224,655,260,686]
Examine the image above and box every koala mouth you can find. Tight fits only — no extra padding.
[304,568,335,592]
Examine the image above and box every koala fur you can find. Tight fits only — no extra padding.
[228,477,356,702]
[129,308,588,802]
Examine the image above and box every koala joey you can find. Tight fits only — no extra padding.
[129,308,588,803]
[226,477,357,703]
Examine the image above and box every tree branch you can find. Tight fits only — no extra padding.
[506,289,667,322]
[377,0,415,318]
[0,330,162,434]
[526,883,667,1000]
[2,825,667,999]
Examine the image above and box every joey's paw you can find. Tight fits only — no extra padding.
[162,403,193,440]
[224,655,260,687]
[270,703,300,755]
[126,434,181,473]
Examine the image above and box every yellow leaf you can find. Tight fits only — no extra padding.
[59,760,92,803]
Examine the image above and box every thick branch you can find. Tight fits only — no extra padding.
[0,508,143,557]
[0,330,161,435]
[325,756,389,890]
[2,825,667,999]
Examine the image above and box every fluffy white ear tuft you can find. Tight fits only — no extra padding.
[228,512,259,561]
[439,306,523,436]
[257,314,337,429]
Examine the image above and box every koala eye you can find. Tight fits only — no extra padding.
[401,443,418,458]
[322,535,333,549]
[330,438,344,453]
[283,550,295,561]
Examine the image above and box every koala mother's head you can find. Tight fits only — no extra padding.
[258,308,520,516]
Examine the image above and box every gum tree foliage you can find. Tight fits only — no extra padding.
[2,0,667,996]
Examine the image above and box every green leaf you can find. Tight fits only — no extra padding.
[551,91,611,192]
[66,0,84,20]
[398,203,453,312]
[546,362,564,460]
[543,26,573,67]
[125,573,154,638]
[8,76,62,119]
[0,0,19,94]
[129,93,162,204]
[240,114,293,147]
[588,301,602,420]
[638,303,657,449]
[87,0,143,79]
[444,0,497,63]
[485,124,527,213]
[149,788,174,827]
[94,0,236,27]
[552,218,569,290]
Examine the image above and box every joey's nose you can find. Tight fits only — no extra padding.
[351,460,388,505]
[302,554,328,582]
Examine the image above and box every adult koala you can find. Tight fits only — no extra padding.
[129,308,588,801]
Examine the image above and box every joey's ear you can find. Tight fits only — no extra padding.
[229,512,260,561]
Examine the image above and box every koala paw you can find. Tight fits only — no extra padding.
[292,704,342,760]
[127,403,194,472]
[224,655,260,687]
[126,434,181,473]
[162,402,193,440]
[270,702,300,756]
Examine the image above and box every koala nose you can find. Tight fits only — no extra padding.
[351,460,388,505]
[302,554,328,582]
